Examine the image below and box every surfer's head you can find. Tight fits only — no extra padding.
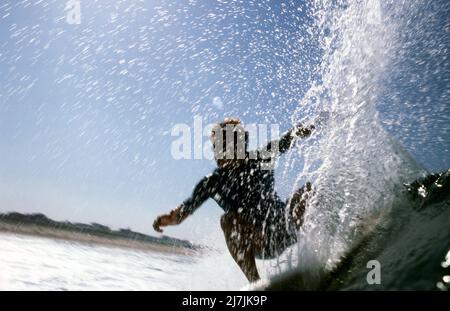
[210,117,249,168]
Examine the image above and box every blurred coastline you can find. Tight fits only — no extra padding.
[0,212,197,255]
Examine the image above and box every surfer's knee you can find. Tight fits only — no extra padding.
[288,183,312,228]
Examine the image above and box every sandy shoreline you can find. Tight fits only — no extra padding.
[0,222,196,256]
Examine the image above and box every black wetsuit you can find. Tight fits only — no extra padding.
[179,130,299,259]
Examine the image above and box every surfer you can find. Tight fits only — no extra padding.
[153,118,314,282]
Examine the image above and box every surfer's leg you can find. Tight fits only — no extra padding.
[220,212,263,282]
[287,182,312,229]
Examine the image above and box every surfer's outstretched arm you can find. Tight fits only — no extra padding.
[153,174,218,233]
[264,123,315,155]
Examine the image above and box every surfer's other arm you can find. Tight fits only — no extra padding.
[264,123,315,155]
[153,175,217,233]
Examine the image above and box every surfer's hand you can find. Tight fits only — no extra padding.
[294,123,315,138]
[153,209,179,233]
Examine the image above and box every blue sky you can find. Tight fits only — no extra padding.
[0,0,322,243]
[0,0,449,243]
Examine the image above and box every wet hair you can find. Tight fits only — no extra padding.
[210,118,249,165]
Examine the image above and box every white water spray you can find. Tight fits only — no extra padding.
[263,0,427,284]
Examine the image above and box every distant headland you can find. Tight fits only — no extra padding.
[0,212,198,255]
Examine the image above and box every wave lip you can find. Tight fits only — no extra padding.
[265,0,448,289]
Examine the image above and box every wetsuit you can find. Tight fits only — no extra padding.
[179,130,299,259]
